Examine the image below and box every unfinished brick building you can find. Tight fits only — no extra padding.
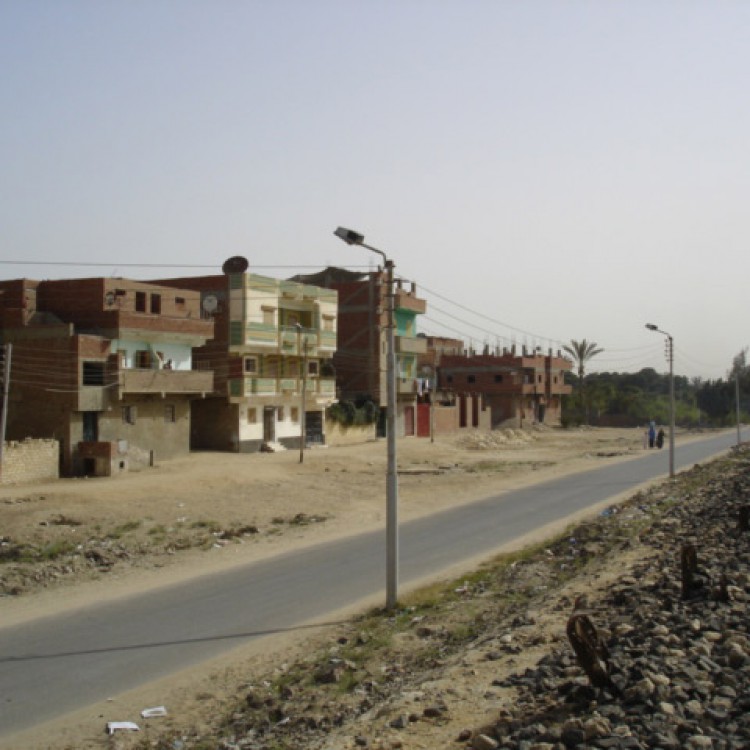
[0,277,213,475]
[290,266,427,437]
[437,346,573,427]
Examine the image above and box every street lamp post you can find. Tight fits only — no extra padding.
[334,227,399,610]
[646,324,675,478]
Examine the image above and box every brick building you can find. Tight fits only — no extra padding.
[156,264,338,452]
[290,267,427,437]
[0,277,214,475]
[437,346,573,427]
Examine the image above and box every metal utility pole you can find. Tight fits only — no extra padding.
[646,324,675,479]
[335,227,399,610]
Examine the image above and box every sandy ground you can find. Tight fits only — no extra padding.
[0,425,700,749]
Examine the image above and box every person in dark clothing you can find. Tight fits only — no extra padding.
[656,428,665,449]
[648,421,656,448]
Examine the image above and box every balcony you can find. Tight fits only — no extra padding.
[394,289,426,314]
[395,335,427,355]
[117,368,214,396]
[229,377,336,400]
[397,377,418,395]
[236,325,336,355]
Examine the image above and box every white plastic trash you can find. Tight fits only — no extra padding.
[106,721,140,734]
[141,705,168,718]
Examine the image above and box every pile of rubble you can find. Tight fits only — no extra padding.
[457,430,537,451]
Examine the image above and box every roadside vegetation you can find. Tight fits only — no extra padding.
[564,362,750,428]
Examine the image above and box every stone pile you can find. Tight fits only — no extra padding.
[475,450,750,750]
[458,430,536,451]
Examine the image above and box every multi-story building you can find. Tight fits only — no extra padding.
[156,264,338,452]
[290,267,427,437]
[437,346,573,427]
[416,334,465,386]
[0,277,214,475]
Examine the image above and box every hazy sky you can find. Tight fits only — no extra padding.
[2,1,748,380]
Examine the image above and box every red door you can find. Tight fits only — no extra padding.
[417,404,431,437]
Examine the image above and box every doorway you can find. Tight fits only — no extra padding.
[263,406,276,443]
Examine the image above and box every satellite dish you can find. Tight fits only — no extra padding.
[222,255,249,275]
[104,291,115,306]
[202,294,218,314]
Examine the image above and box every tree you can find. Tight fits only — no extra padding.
[562,339,604,424]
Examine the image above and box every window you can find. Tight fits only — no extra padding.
[247,408,257,423]
[164,405,176,423]
[262,306,275,326]
[150,294,161,314]
[494,374,503,383]
[447,375,453,383]
[277,406,285,421]
[467,375,476,384]
[175,296,186,309]
[322,315,334,332]
[244,357,258,374]
[122,405,137,425]
[82,361,105,386]
[307,361,319,376]
[135,350,151,369]
[291,407,299,422]
[135,291,146,312]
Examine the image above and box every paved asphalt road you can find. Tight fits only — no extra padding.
[0,430,741,737]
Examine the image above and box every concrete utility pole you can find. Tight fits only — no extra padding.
[736,370,742,447]
[335,227,399,610]
[298,325,308,464]
[0,343,12,481]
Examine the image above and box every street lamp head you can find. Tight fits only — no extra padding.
[334,227,365,246]
[645,323,658,331]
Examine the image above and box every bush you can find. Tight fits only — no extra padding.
[328,399,379,427]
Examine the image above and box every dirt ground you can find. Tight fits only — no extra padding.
[0,425,703,749]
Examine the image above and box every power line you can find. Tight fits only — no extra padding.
[0,260,372,269]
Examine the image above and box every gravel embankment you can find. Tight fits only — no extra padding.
[467,446,750,750]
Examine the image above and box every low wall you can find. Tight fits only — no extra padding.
[1,439,59,485]
[325,421,377,446]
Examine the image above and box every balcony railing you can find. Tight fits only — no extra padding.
[395,336,427,355]
[117,368,214,395]
[233,325,336,354]
[394,289,426,314]
[397,377,418,395]
[229,377,336,399]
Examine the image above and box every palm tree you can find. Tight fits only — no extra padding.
[563,339,604,424]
